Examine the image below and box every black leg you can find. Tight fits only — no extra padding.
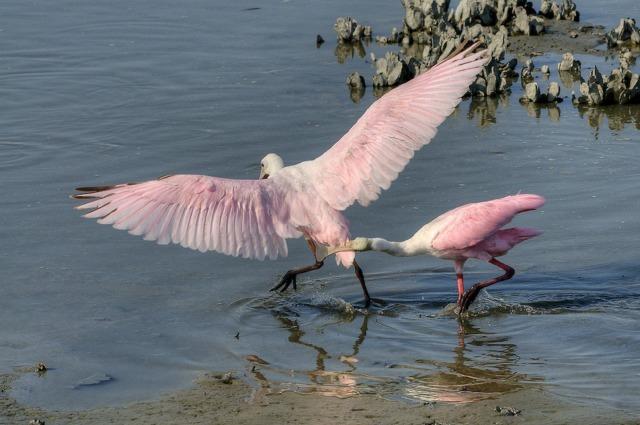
[270,260,324,292]
[459,258,515,313]
[353,260,372,307]
[270,239,325,293]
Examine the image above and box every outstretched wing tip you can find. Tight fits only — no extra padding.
[306,41,487,211]
[72,174,296,262]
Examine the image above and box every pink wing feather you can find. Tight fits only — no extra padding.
[74,45,489,266]
[431,194,545,251]
[74,175,302,260]
[304,44,489,211]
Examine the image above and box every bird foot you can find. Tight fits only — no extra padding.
[458,284,482,314]
[270,271,297,292]
[353,297,386,309]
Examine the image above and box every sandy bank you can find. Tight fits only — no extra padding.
[2,369,636,425]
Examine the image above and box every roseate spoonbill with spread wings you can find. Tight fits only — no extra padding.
[73,43,488,307]
[317,194,545,312]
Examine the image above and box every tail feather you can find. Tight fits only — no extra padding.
[72,183,137,199]
[494,227,542,249]
[510,194,545,214]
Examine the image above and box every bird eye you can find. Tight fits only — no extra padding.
[261,163,264,167]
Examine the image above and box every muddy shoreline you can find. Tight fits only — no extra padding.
[2,368,637,425]
[507,19,607,56]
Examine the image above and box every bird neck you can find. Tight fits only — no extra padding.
[317,237,415,260]
[368,238,413,257]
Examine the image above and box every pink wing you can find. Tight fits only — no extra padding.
[303,44,488,211]
[74,175,305,260]
[431,194,545,251]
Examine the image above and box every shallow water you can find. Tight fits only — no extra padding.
[1,0,640,415]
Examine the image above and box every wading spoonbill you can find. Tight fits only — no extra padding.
[317,194,545,312]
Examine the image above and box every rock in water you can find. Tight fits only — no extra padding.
[560,0,579,21]
[619,50,635,70]
[548,81,561,99]
[513,7,530,35]
[588,66,604,86]
[524,82,541,102]
[346,72,366,89]
[334,17,372,43]
[606,18,640,47]
[520,81,562,104]
[486,26,508,61]
[539,0,553,18]
[520,59,534,84]
[334,17,357,42]
[513,6,544,35]
[373,52,412,87]
[557,52,581,73]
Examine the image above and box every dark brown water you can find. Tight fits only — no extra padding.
[1,0,639,415]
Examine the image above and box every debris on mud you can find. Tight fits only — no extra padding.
[495,405,522,416]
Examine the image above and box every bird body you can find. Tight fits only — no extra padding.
[324,194,544,261]
[74,44,489,304]
[318,194,545,311]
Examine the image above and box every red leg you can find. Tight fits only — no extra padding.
[454,260,465,307]
[456,274,464,306]
[459,258,515,313]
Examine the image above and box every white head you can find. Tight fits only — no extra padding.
[259,153,284,179]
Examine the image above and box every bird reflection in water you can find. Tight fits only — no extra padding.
[403,318,537,403]
[265,312,372,398]
[245,305,539,404]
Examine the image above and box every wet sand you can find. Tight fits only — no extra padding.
[2,368,636,425]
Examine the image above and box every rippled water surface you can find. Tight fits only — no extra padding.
[1,0,640,415]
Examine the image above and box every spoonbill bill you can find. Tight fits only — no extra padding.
[73,43,488,306]
[316,194,545,312]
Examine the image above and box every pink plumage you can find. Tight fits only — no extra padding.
[74,44,489,306]
[335,194,545,312]
[75,45,487,264]
[428,194,545,260]
[475,227,543,259]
